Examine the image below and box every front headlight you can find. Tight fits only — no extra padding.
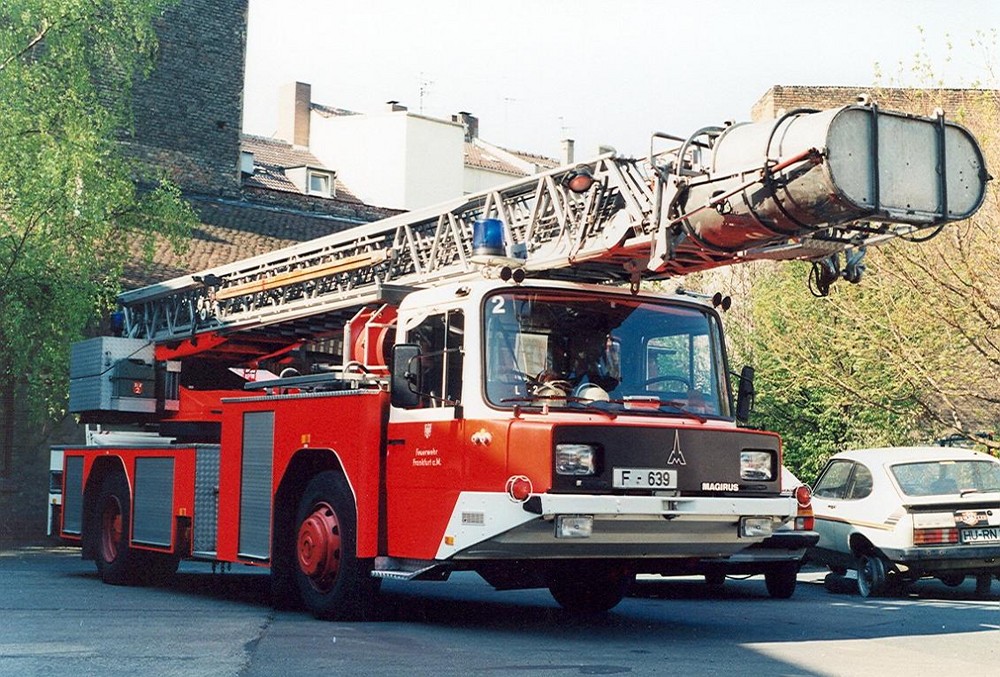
[740,450,775,481]
[555,443,598,476]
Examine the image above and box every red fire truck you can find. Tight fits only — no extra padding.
[56,104,986,617]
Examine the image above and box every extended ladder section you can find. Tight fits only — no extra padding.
[120,104,987,347]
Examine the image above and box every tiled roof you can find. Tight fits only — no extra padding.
[463,143,525,176]
[311,103,358,118]
[504,148,560,171]
[123,193,400,289]
[240,134,362,202]
[464,141,560,176]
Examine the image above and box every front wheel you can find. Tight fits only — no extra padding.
[856,554,887,598]
[548,563,632,614]
[293,471,379,620]
[764,562,798,599]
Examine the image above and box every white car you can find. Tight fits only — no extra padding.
[809,446,1000,597]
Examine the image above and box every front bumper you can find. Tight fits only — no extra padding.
[437,491,797,561]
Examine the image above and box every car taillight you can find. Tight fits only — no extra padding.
[913,527,959,545]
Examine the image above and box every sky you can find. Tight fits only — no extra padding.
[242,0,998,160]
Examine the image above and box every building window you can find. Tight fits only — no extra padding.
[308,171,333,197]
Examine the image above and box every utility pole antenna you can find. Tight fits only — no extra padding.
[418,73,434,114]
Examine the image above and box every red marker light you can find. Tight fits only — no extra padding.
[794,484,812,508]
[506,475,533,502]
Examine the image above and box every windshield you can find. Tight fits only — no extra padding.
[891,459,1000,496]
[483,289,731,417]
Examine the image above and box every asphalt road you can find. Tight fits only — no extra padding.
[1,547,998,676]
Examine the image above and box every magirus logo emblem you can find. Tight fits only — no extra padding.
[667,430,686,465]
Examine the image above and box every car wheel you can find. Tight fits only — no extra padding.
[824,571,854,594]
[937,572,965,587]
[704,572,726,587]
[764,562,798,599]
[856,555,887,598]
[974,573,992,598]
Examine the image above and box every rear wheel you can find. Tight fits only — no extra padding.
[94,472,143,586]
[856,554,887,598]
[293,471,378,620]
[974,573,992,598]
[547,563,632,614]
[764,562,798,599]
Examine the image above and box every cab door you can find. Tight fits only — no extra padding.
[385,309,466,560]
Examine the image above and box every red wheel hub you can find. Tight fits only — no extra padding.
[101,498,123,563]
[297,501,342,590]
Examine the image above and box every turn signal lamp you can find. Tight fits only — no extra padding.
[472,218,506,257]
[794,485,814,530]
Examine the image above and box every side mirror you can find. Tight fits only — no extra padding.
[735,365,755,424]
[390,344,421,408]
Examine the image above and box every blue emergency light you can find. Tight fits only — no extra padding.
[472,218,505,257]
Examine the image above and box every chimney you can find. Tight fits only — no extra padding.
[452,111,479,142]
[386,100,408,112]
[561,139,575,165]
[278,82,311,148]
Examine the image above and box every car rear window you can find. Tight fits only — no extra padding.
[890,459,1000,496]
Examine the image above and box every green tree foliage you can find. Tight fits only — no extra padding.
[0,0,196,428]
[727,262,922,484]
[729,42,1000,477]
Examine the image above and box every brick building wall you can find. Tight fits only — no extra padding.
[127,0,249,198]
[751,84,999,124]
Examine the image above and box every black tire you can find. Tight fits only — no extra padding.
[974,573,992,598]
[704,571,726,587]
[94,472,144,586]
[764,562,798,599]
[548,563,632,614]
[292,471,379,620]
[856,554,887,598]
[937,572,965,587]
[824,571,854,594]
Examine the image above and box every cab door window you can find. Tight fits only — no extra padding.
[408,310,464,408]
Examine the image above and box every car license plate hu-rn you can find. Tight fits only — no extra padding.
[960,526,1000,544]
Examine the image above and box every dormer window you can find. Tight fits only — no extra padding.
[286,165,336,198]
[308,170,333,197]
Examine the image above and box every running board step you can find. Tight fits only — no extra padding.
[372,557,451,581]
